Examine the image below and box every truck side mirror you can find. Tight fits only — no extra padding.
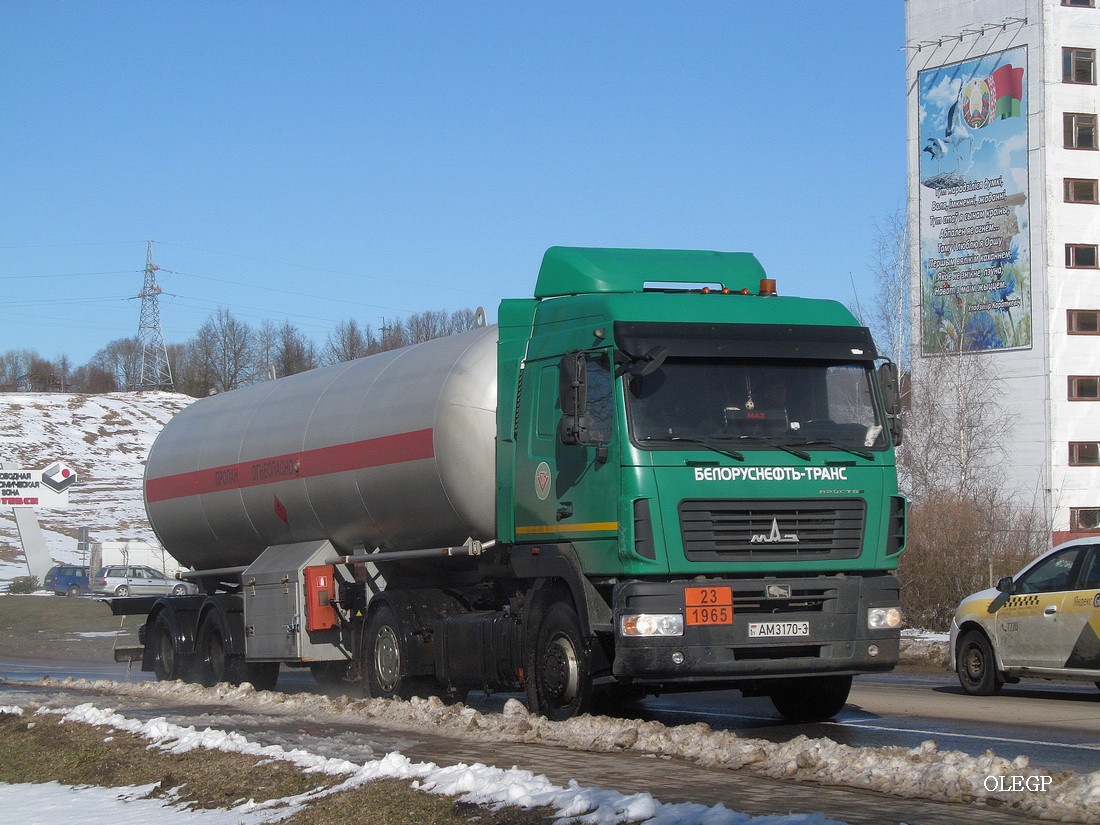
[558,352,590,446]
[877,361,903,446]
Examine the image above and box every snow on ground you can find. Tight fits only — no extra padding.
[0,701,847,825]
[0,392,194,582]
[9,676,1099,823]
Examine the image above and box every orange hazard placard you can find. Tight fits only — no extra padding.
[684,586,733,626]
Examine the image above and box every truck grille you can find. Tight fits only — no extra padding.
[679,498,865,562]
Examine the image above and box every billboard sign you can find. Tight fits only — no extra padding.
[0,462,77,507]
[917,47,1031,355]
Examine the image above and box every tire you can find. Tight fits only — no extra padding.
[525,600,593,720]
[362,604,421,699]
[197,612,246,687]
[768,675,852,722]
[956,629,1003,696]
[172,584,188,596]
[114,584,131,597]
[149,615,182,681]
[66,585,82,597]
[196,610,277,690]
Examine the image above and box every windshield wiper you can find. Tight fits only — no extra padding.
[710,433,812,461]
[639,434,745,462]
[790,439,875,460]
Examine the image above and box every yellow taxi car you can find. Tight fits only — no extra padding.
[951,537,1100,695]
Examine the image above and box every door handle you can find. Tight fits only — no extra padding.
[1044,605,1058,616]
[556,502,574,521]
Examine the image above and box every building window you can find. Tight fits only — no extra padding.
[1062,0,1096,7]
[1065,178,1099,203]
[1071,508,1100,531]
[1064,48,1097,84]
[1070,376,1100,399]
[1065,113,1097,149]
[1071,443,1100,465]
[1069,310,1100,333]
[1067,244,1099,268]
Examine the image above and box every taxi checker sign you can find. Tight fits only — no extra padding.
[0,462,77,507]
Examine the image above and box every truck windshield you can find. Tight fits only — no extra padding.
[626,358,887,452]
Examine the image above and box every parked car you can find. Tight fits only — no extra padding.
[91,565,198,597]
[42,565,90,597]
[951,537,1100,695]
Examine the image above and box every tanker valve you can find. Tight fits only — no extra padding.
[286,621,299,635]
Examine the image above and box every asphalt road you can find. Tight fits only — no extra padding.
[2,656,1096,775]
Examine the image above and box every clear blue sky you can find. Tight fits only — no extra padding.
[1,1,906,367]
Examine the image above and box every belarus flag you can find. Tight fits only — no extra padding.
[991,64,1024,120]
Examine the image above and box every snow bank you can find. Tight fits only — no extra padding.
[19,676,1100,822]
[4,701,849,825]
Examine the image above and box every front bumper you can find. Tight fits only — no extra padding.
[612,574,900,684]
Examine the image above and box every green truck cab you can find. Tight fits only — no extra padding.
[497,247,905,719]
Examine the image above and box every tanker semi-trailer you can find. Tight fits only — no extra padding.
[116,246,906,721]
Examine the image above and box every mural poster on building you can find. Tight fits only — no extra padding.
[918,46,1031,354]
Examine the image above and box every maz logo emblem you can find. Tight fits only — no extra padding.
[750,517,799,544]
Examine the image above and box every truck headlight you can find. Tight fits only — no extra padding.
[867,607,902,630]
[620,614,684,637]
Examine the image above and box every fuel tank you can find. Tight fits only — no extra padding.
[144,325,498,570]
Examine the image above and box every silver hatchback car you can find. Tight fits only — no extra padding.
[92,565,198,597]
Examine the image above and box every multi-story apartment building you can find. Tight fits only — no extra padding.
[906,0,1099,543]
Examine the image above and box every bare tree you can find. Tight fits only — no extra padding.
[323,319,374,365]
[89,338,141,391]
[447,307,484,335]
[192,308,256,392]
[869,207,911,370]
[274,320,317,378]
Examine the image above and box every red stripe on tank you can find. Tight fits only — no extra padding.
[145,428,435,504]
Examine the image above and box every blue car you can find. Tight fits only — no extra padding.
[43,565,90,596]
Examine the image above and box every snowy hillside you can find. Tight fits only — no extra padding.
[0,392,196,583]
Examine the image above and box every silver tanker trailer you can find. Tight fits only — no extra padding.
[116,246,906,721]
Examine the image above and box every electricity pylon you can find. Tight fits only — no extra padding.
[135,241,174,391]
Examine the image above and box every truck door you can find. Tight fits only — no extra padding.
[513,352,619,565]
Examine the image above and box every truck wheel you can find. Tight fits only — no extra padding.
[526,600,593,720]
[363,604,418,699]
[150,616,182,681]
[768,674,852,721]
[956,629,1003,695]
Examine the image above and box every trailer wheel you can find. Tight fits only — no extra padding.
[526,600,593,720]
[362,604,418,699]
[197,612,245,686]
[767,674,852,721]
[196,610,278,690]
[149,615,182,681]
